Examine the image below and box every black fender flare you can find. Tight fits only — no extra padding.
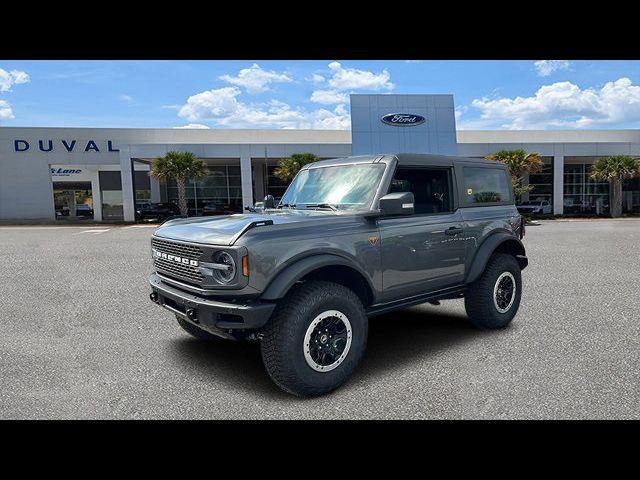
[260,254,374,301]
[465,233,528,284]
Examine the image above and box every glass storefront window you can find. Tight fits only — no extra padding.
[102,190,124,220]
[563,161,610,215]
[164,164,243,215]
[528,157,553,203]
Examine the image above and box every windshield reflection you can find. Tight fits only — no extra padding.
[279,163,386,210]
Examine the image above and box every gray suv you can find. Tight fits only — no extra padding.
[149,153,528,397]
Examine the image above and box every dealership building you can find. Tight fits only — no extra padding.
[1,93,639,222]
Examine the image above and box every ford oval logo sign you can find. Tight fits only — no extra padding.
[381,113,426,127]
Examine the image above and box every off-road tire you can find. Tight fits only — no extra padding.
[260,281,368,397]
[465,253,522,329]
[175,315,224,341]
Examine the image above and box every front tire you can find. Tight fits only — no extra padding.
[260,281,368,397]
[465,253,522,329]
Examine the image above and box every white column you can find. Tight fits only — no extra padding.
[240,147,254,210]
[553,155,564,215]
[120,148,136,222]
[92,170,103,222]
[150,177,161,203]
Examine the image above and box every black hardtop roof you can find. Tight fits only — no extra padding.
[307,153,504,169]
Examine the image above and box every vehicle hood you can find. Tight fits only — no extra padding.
[153,209,346,245]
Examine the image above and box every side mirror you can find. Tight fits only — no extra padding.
[263,195,276,209]
[379,192,415,216]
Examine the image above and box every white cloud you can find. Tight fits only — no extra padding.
[0,68,30,92]
[219,63,292,94]
[178,86,350,129]
[310,89,349,104]
[173,123,210,129]
[119,94,133,102]
[534,60,571,77]
[309,73,325,84]
[0,99,14,120]
[470,77,640,129]
[326,61,394,90]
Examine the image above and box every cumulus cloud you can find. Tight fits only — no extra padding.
[470,77,640,129]
[178,86,350,129]
[219,63,292,94]
[119,94,134,102]
[534,60,571,77]
[309,73,325,84]
[0,99,14,120]
[0,68,30,92]
[326,61,393,90]
[309,61,394,105]
[173,123,210,129]
[310,89,349,105]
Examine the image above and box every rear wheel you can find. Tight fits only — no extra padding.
[465,253,522,329]
[260,281,368,397]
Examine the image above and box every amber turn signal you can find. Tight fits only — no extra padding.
[242,255,249,277]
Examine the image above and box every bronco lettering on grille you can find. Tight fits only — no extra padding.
[152,248,199,267]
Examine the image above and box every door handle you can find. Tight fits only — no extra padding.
[445,226,463,235]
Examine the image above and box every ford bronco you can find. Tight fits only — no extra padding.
[149,153,528,397]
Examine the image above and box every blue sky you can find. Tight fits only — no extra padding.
[1,60,639,130]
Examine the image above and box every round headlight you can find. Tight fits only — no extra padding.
[212,251,236,284]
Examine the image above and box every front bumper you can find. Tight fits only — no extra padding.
[149,273,276,332]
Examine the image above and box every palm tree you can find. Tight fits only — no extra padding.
[150,151,208,216]
[274,153,320,183]
[485,149,544,201]
[590,155,640,218]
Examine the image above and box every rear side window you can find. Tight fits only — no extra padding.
[462,167,512,204]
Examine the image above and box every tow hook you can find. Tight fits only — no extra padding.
[186,308,198,322]
[149,292,159,304]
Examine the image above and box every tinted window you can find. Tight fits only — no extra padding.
[463,167,512,204]
[389,167,452,214]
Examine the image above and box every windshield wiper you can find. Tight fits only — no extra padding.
[301,203,339,211]
[277,203,297,209]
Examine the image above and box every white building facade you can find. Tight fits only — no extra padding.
[1,94,639,222]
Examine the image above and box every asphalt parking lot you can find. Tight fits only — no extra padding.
[1,220,639,419]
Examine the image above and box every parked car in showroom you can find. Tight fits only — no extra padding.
[517,200,552,215]
[201,202,240,216]
[75,204,94,217]
[136,202,180,222]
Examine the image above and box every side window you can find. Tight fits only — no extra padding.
[462,167,512,204]
[388,167,452,214]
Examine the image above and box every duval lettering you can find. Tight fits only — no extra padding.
[13,139,120,153]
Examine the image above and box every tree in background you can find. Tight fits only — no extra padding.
[485,149,544,201]
[590,155,640,218]
[274,153,320,183]
[150,151,208,216]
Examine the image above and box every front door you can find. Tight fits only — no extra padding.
[378,167,467,300]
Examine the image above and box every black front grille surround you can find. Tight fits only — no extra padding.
[150,236,249,290]
[152,237,205,285]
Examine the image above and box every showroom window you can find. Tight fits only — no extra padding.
[563,161,610,215]
[166,164,242,215]
[462,167,512,204]
[528,157,554,203]
[99,171,124,221]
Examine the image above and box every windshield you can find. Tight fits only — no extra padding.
[279,163,386,210]
[519,202,536,206]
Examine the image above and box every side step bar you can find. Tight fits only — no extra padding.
[366,285,467,317]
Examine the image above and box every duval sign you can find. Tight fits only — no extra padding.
[13,139,120,153]
[381,113,426,127]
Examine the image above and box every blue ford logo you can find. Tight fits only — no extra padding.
[381,113,426,127]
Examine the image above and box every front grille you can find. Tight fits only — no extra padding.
[151,238,203,258]
[152,237,204,284]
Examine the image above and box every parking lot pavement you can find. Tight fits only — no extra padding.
[0,220,639,419]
